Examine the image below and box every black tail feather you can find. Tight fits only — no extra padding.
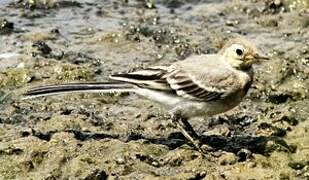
[24,82,134,99]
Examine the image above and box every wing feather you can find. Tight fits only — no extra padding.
[110,65,237,102]
[166,71,225,101]
[110,66,171,90]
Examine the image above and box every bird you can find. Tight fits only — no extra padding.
[24,37,269,153]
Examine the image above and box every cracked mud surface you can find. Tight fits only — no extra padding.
[0,0,308,179]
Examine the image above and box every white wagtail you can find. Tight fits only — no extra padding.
[24,37,269,152]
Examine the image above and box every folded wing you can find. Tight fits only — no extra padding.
[110,66,172,90]
[110,64,239,102]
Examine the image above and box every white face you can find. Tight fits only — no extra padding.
[223,43,258,69]
[227,44,246,60]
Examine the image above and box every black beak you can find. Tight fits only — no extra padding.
[255,53,269,61]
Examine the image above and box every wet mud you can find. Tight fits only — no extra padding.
[0,0,308,179]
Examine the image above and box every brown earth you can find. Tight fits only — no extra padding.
[0,0,308,179]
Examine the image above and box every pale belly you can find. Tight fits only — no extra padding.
[135,88,244,118]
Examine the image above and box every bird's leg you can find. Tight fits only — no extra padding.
[170,110,203,152]
[176,122,202,152]
[180,118,199,139]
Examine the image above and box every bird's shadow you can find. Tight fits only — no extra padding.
[124,132,294,156]
[29,129,294,156]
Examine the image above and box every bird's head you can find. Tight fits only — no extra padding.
[219,37,269,70]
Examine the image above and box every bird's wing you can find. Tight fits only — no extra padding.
[164,67,239,101]
[110,64,240,102]
[110,66,172,90]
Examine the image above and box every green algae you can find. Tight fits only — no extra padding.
[0,68,33,88]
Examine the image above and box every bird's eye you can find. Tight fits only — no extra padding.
[236,49,243,56]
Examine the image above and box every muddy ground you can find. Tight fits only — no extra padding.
[0,0,308,179]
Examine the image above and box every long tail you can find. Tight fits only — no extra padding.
[23,82,135,99]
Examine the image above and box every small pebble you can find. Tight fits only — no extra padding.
[218,152,237,165]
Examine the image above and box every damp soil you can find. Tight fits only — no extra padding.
[0,0,308,179]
